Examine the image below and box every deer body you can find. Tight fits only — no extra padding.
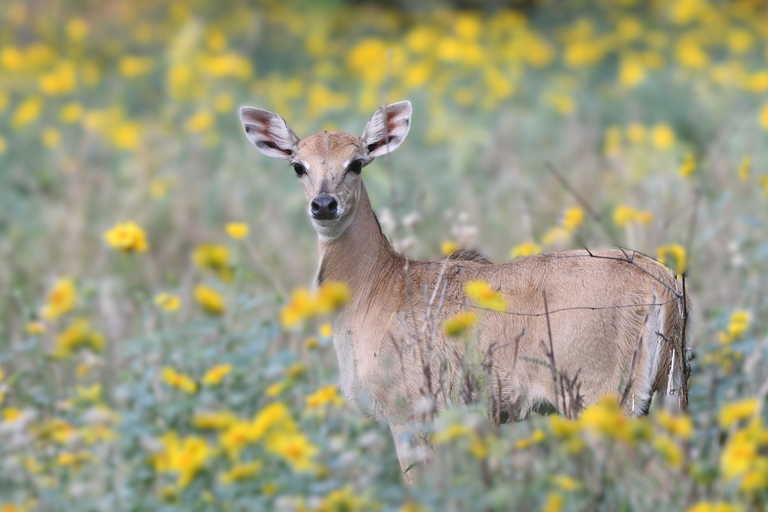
[239,101,690,481]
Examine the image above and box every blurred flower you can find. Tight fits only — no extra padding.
[161,367,197,394]
[719,398,757,429]
[41,128,61,148]
[760,104,768,130]
[154,293,181,312]
[465,280,506,311]
[202,363,232,386]
[118,56,154,77]
[0,136,6,154]
[266,431,317,472]
[286,363,306,380]
[719,310,750,344]
[42,278,77,320]
[604,125,623,156]
[542,227,569,246]
[542,491,563,512]
[104,222,149,253]
[656,244,687,274]
[626,123,646,144]
[618,58,645,88]
[433,424,473,444]
[652,123,675,150]
[510,242,542,259]
[319,322,332,338]
[306,385,344,410]
[305,336,319,349]
[66,17,88,41]
[26,321,46,335]
[225,222,249,239]
[441,240,460,256]
[656,410,694,440]
[194,285,226,315]
[551,475,581,491]
[39,62,77,95]
[192,411,237,430]
[679,153,696,177]
[186,110,215,133]
[443,310,478,337]
[737,156,750,182]
[193,244,232,281]
[685,502,742,512]
[653,435,684,468]
[154,433,210,488]
[562,207,584,232]
[54,318,105,358]
[76,384,101,403]
[220,461,262,485]
[12,97,42,129]
[579,395,626,437]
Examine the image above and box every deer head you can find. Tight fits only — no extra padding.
[239,101,412,242]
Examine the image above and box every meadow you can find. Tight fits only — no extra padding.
[1,0,767,510]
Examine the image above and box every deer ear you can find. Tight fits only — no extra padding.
[361,101,412,158]
[239,107,299,161]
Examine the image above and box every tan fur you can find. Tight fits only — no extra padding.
[240,107,691,481]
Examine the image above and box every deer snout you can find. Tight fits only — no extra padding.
[310,195,338,220]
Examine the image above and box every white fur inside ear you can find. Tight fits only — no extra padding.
[362,101,412,158]
[240,106,299,160]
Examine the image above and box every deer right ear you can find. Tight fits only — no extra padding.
[239,107,299,161]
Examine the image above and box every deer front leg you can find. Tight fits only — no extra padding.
[390,422,432,484]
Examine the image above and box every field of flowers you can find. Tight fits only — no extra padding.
[1,0,768,510]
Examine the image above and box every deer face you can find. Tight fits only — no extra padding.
[239,101,412,242]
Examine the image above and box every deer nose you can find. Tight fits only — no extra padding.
[311,195,338,219]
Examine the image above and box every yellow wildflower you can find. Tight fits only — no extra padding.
[679,153,696,178]
[154,293,180,312]
[3,407,22,422]
[319,322,332,338]
[118,56,154,77]
[202,364,232,386]
[286,363,306,379]
[60,102,83,123]
[542,227,569,246]
[56,450,95,470]
[653,435,684,468]
[618,58,645,88]
[306,385,344,410]
[54,318,105,358]
[719,398,758,429]
[510,242,542,259]
[542,491,563,512]
[220,461,262,485]
[579,395,626,436]
[161,367,197,394]
[155,434,210,488]
[686,502,742,512]
[562,207,584,232]
[66,17,88,41]
[738,156,750,182]
[192,411,237,430]
[186,110,215,133]
[464,280,506,312]
[626,123,646,144]
[225,223,249,240]
[266,381,288,397]
[103,222,149,253]
[433,424,473,444]
[305,336,319,349]
[443,310,478,337]
[192,244,232,281]
[12,97,43,129]
[656,410,694,440]
[39,62,77,95]
[315,281,351,314]
[76,384,101,402]
[267,432,318,472]
[651,123,675,150]
[194,285,226,315]
[551,475,581,491]
[41,128,61,148]
[720,429,759,482]
[656,244,687,274]
[441,241,460,256]
[41,278,77,320]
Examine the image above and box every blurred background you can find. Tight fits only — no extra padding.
[1,0,768,510]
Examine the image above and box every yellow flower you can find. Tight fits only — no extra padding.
[441,241,460,256]
[194,285,226,315]
[3,407,22,422]
[579,395,626,436]
[656,244,687,274]
[542,492,563,512]
[56,450,95,470]
[266,381,288,397]
[154,293,180,312]
[652,123,675,150]
[510,242,542,259]
[220,461,262,485]
[286,363,306,379]
[306,385,344,410]
[686,502,742,512]
[656,410,694,440]
[213,93,234,113]
[281,288,315,328]
[618,58,645,88]
[118,56,154,77]
[202,364,232,386]
[66,17,89,41]
[0,135,6,154]
[542,227,569,246]
[111,121,141,150]
[738,156,750,182]
[161,367,197,394]
[443,310,478,337]
[54,318,105,358]
[653,435,684,468]
[186,110,215,133]
[719,398,758,429]
[26,321,46,335]
[679,153,696,178]
[726,310,750,341]
[433,424,473,444]
[41,128,61,148]
[155,434,211,488]
[225,223,249,240]
[42,278,77,320]
[12,97,43,129]
[562,207,584,232]
[76,384,101,402]
[60,102,83,123]
[192,411,237,430]
[319,322,332,338]
[266,432,318,472]
[551,475,581,491]
[192,244,232,281]
[305,336,319,349]
[39,62,77,95]
[315,281,350,314]
[760,104,768,131]
[464,280,506,312]
[720,429,759,482]
[626,123,646,144]
[103,222,149,253]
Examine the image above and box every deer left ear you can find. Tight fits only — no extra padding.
[361,101,412,158]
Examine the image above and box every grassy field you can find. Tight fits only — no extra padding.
[1,0,768,510]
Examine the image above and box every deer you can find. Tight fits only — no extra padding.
[239,101,691,482]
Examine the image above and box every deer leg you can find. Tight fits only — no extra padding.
[390,423,432,484]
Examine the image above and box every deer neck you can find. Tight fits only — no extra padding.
[316,182,402,308]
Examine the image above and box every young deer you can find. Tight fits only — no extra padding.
[239,101,691,481]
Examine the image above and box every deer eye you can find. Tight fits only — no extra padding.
[293,163,306,177]
[347,159,362,175]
